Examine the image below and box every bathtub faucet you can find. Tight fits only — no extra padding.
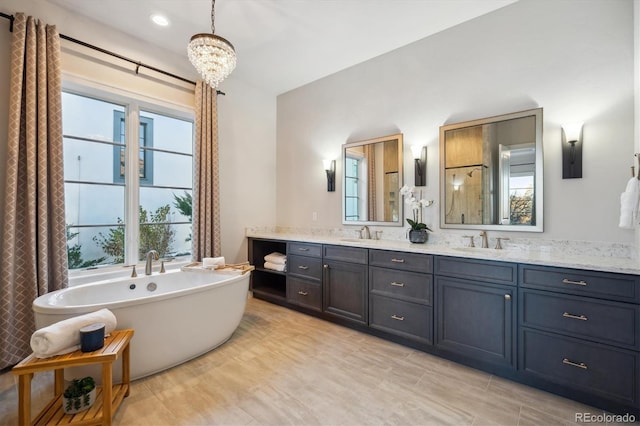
[145,250,159,275]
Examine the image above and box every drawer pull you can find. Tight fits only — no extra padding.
[298,247,309,251]
[390,282,405,287]
[297,265,309,270]
[562,358,588,370]
[391,258,405,263]
[391,315,405,321]
[562,312,588,321]
[504,294,511,300]
[562,278,587,286]
[297,291,308,296]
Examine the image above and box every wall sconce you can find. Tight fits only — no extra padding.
[562,123,583,179]
[410,145,427,186]
[323,159,336,192]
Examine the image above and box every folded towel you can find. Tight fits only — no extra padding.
[264,261,286,272]
[264,252,286,265]
[30,308,117,358]
[203,256,225,269]
[619,177,640,229]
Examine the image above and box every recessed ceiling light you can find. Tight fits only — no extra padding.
[151,14,170,27]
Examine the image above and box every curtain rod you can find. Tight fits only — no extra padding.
[0,12,225,95]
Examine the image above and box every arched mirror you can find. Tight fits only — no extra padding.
[342,134,404,226]
[439,108,543,232]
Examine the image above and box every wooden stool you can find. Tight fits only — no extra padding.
[12,329,134,426]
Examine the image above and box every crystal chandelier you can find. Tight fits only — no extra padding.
[187,0,236,88]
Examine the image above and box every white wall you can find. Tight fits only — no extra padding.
[276,0,636,244]
[0,0,277,264]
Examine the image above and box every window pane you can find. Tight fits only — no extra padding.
[139,223,192,260]
[138,188,191,260]
[64,138,121,183]
[145,151,192,187]
[141,111,193,154]
[67,225,124,269]
[139,187,191,223]
[65,183,124,226]
[62,92,125,142]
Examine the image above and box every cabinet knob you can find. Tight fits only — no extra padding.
[504,294,511,300]
[323,264,330,269]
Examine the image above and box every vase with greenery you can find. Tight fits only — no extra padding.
[399,185,434,243]
[63,376,96,414]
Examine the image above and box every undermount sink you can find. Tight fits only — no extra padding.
[339,238,377,244]
[453,247,502,253]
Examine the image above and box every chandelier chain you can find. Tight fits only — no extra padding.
[211,0,216,34]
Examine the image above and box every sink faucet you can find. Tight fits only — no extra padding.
[479,231,489,248]
[361,225,371,239]
[145,250,159,275]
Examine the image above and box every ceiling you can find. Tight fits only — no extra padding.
[47,0,517,95]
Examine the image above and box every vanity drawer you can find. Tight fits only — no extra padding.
[369,250,433,274]
[288,242,322,258]
[323,245,368,264]
[435,256,517,286]
[287,255,322,281]
[520,328,639,406]
[287,277,322,311]
[369,294,432,343]
[520,289,640,350]
[519,264,640,303]
[369,266,432,305]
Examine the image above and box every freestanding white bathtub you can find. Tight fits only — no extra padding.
[32,268,251,380]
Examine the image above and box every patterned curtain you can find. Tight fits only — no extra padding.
[192,81,221,260]
[0,13,68,369]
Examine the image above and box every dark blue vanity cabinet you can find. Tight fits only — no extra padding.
[248,238,640,416]
[434,257,518,371]
[519,264,640,414]
[368,250,433,344]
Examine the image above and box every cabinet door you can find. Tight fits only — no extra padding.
[435,276,515,369]
[323,260,368,324]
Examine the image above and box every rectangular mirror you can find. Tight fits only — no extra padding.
[439,108,543,232]
[342,134,404,226]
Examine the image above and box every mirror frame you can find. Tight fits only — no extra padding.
[439,108,544,232]
[342,133,404,227]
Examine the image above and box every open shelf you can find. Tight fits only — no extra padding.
[249,238,288,301]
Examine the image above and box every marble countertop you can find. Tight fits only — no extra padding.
[246,231,640,275]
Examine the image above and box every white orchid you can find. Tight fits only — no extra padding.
[399,185,434,231]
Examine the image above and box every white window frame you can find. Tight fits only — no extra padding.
[63,76,195,271]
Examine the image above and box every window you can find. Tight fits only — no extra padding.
[63,91,194,269]
[113,111,154,185]
[344,156,360,220]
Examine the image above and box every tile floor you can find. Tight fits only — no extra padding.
[0,297,633,425]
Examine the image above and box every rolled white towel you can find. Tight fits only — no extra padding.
[264,252,286,265]
[264,261,286,272]
[30,308,117,358]
[619,177,640,229]
[203,256,225,269]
